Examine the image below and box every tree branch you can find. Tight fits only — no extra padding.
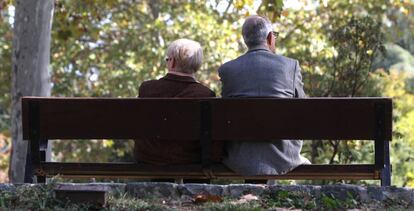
[223,0,233,14]
[329,140,339,164]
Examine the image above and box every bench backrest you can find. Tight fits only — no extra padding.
[22,97,392,141]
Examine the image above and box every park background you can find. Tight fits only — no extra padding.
[0,0,413,186]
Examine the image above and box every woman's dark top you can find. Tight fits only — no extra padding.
[135,73,216,164]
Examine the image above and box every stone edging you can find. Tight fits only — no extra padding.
[50,183,414,206]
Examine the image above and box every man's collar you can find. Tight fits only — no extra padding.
[247,45,272,53]
[162,73,197,83]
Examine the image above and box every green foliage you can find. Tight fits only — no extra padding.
[326,16,385,96]
[265,190,317,210]
[52,139,134,163]
[319,192,359,210]
[0,180,60,209]
[203,200,263,211]
[257,0,284,22]
[0,180,130,210]
[375,44,414,76]
[279,3,386,97]
[0,1,12,132]
[0,0,13,183]
[106,193,165,210]
[377,70,414,187]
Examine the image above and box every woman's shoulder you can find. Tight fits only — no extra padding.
[138,79,160,97]
[184,82,216,97]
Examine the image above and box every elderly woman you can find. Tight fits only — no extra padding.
[135,38,215,165]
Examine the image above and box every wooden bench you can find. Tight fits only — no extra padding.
[22,97,392,186]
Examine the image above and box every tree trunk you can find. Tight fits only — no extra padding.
[10,0,54,183]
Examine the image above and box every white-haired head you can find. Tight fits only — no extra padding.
[242,15,273,49]
[166,39,203,74]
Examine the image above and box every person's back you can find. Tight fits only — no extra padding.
[220,49,304,98]
[135,39,215,165]
[136,73,215,164]
[218,15,310,176]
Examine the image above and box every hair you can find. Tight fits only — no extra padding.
[166,39,203,73]
[242,15,273,49]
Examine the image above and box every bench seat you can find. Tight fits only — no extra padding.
[39,163,378,180]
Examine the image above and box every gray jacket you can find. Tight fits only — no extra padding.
[218,47,310,176]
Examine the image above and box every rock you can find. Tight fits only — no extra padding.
[367,186,386,201]
[269,185,321,197]
[55,182,126,196]
[387,186,412,201]
[0,183,16,192]
[1,182,411,208]
[366,186,414,207]
[177,183,225,197]
[126,182,179,199]
[224,184,266,198]
[320,184,365,202]
[384,186,414,205]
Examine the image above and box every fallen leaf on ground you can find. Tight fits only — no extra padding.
[192,193,223,204]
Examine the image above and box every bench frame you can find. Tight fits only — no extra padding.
[22,97,392,186]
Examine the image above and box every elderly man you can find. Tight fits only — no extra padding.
[135,38,215,165]
[218,15,310,177]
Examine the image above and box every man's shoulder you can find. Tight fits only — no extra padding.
[219,58,239,69]
[273,54,298,64]
[263,54,299,70]
[218,53,299,74]
[218,54,252,74]
[275,54,296,61]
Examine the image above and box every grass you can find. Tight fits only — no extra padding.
[106,193,166,210]
[264,190,317,210]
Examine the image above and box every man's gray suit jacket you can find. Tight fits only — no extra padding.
[218,47,310,176]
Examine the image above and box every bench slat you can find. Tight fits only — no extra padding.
[23,98,202,140]
[40,163,378,180]
[22,97,392,140]
[211,98,392,140]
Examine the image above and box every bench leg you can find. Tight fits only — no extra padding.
[24,140,47,183]
[27,102,46,183]
[375,139,391,186]
[37,175,46,183]
[36,149,46,183]
[381,140,391,186]
[374,103,391,186]
[27,138,48,184]
[24,142,33,183]
[37,139,48,183]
